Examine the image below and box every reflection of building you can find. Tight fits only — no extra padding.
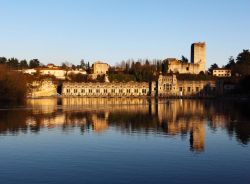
[190,123,205,152]
[167,42,206,74]
[27,98,58,114]
[91,113,109,133]
[213,68,231,77]
[1,98,248,150]
[157,100,206,152]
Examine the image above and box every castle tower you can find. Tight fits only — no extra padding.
[191,42,206,73]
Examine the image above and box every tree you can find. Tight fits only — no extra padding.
[162,60,168,74]
[29,59,40,68]
[80,59,86,68]
[232,50,250,75]
[208,63,219,74]
[7,58,19,68]
[225,56,235,69]
[19,60,28,69]
[71,64,76,70]
[68,73,88,82]
[236,50,250,65]
[0,57,7,64]
[0,65,27,103]
[181,55,189,63]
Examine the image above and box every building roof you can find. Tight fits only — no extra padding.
[213,68,231,71]
[36,67,65,71]
[93,61,108,65]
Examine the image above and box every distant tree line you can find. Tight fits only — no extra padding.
[109,59,169,82]
[208,49,250,95]
[208,49,250,76]
[61,59,91,70]
[0,57,41,69]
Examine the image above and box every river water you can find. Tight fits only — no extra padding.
[0,98,249,184]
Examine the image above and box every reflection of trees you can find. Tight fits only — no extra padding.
[108,111,161,134]
[0,110,30,134]
[207,100,250,145]
[0,99,250,146]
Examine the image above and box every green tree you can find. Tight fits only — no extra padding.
[80,59,86,68]
[0,65,27,103]
[162,60,168,74]
[7,58,19,68]
[181,55,189,63]
[225,56,235,69]
[233,50,250,75]
[236,49,250,65]
[0,57,7,64]
[29,59,40,68]
[208,63,219,74]
[19,60,28,69]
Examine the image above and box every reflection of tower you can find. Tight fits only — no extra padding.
[91,112,109,133]
[190,122,205,152]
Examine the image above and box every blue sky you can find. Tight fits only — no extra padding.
[0,0,249,68]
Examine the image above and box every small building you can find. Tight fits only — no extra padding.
[37,68,67,80]
[213,68,231,77]
[92,61,109,75]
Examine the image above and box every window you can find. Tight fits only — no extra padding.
[196,87,199,92]
[119,89,123,93]
[74,89,77,93]
[134,89,138,93]
[67,89,70,93]
[104,89,107,93]
[81,89,85,93]
[111,89,115,93]
[142,89,147,94]
[127,89,130,93]
[89,89,92,93]
[96,89,100,93]
[179,87,183,92]
[188,87,191,92]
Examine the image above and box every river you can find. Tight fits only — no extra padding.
[0,98,249,184]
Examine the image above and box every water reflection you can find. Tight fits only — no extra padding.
[0,98,250,152]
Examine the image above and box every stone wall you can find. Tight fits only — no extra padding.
[27,79,57,98]
[168,59,202,74]
[167,42,206,74]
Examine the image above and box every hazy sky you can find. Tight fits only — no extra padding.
[0,0,249,68]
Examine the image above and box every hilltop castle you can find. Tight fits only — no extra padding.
[167,42,206,74]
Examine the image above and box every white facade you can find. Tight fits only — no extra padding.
[213,69,231,77]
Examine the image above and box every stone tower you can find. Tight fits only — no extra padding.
[191,42,206,73]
